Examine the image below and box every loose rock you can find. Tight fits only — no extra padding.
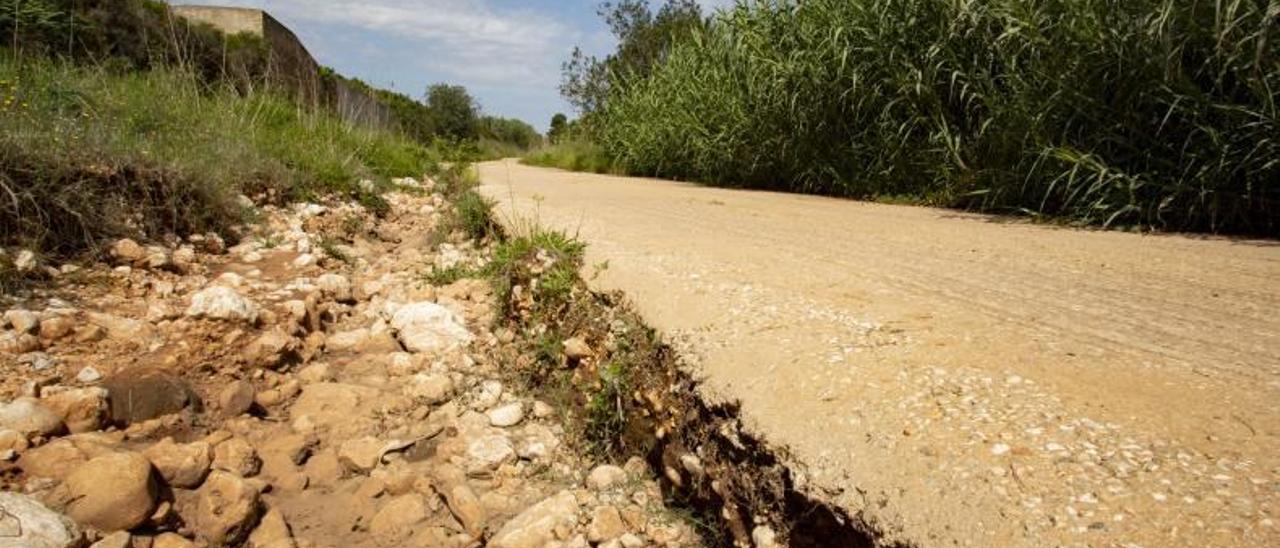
[110,239,147,265]
[101,374,194,426]
[486,402,525,427]
[0,398,65,438]
[563,337,592,360]
[316,274,354,303]
[369,495,428,541]
[75,366,103,384]
[65,452,158,532]
[587,505,627,543]
[193,471,262,546]
[389,302,473,354]
[186,286,260,323]
[0,332,41,354]
[212,437,261,478]
[152,533,197,548]
[488,490,579,548]
[90,531,131,548]
[752,525,780,548]
[218,381,256,417]
[41,387,108,433]
[3,309,40,334]
[466,435,515,473]
[338,436,385,474]
[586,465,627,491]
[440,476,483,537]
[244,329,297,369]
[247,508,294,548]
[0,492,83,548]
[144,438,213,488]
[403,373,453,404]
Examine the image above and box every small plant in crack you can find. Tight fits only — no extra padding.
[585,359,630,458]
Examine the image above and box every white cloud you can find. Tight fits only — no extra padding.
[212,0,576,88]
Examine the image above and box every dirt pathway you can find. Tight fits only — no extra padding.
[479,159,1280,547]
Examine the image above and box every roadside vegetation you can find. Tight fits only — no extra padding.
[0,0,545,277]
[0,56,434,259]
[522,140,620,174]
[547,0,1278,235]
[0,0,447,280]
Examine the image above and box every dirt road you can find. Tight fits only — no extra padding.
[478,159,1280,547]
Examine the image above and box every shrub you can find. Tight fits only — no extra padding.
[523,140,621,175]
[453,190,499,241]
[593,0,1279,234]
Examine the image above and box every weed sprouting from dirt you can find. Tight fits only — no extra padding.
[453,190,499,241]
[423,264,481,286]
[317,237,350,264]
[584,358,631,456]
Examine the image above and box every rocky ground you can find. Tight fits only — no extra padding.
[0,177,709,548]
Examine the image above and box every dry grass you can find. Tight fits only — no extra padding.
[0,56,437,260]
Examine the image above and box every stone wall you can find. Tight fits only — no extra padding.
[171,5,392,130]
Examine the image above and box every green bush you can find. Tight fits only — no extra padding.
[523,140,621,175]
[453,189,499,240]
[593,0,1278,234]
[2,0,271,92]
[0,56,437,257]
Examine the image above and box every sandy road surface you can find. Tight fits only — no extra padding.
[478,159,1280,547]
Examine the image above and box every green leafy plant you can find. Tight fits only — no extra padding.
[585,359,631,456]
[572,0,1278,234]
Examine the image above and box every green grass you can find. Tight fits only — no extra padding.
[475,137,528,161]
[584,358,631,457]
[0,56,438,258]
[587,0,1278,235]
[522,140,622,175]
[486,228,587,319]
[424,263,481,286]
[453,189,499,241]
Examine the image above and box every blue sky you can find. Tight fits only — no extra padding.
[200,1,732,132]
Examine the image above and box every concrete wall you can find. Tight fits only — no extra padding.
[171,5,392,130]
[333,80,396,129]
[169,5,262,35]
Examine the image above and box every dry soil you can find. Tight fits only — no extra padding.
[478,159,1280,548]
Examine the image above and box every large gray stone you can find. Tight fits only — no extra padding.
[0,492,82,548]
[389,302,472,354]
[186,286,259,323]
[0,398,65,438]
[488,490,579,548]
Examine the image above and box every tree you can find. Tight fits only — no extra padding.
[426,83,478,140]
[560,0,704,115]
[548,113,569,144]
[479,116,541,149]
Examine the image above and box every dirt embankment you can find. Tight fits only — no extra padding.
[0,178,715,547]
[479,159,1280,548]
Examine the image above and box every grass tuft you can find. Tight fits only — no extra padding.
[453,190,499,241]
[0,56,436,261]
